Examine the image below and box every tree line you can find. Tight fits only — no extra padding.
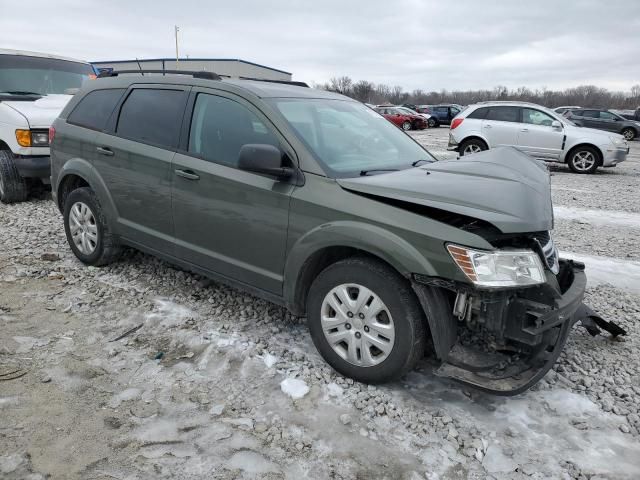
[315,76,640,110]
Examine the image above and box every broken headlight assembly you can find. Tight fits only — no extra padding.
[447,244,545,288]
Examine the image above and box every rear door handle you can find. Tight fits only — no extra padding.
[520,128,529,132]
[96,146,114,156]
[174,169,200,181]
[484,124,492,128]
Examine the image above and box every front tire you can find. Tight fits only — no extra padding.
[622,128,636,141]
[0,151,28,204]
[307,257,426,384]
[567,146,600,174]
[459,138,487,156]
[428,118,437,128]
[63,187,121,266]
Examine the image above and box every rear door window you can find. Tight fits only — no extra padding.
[581,110,599,118]
[67,89,125,131]
[486,106,519,123]
[116,88,187,149]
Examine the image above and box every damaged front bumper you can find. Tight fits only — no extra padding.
[412,259,588,395]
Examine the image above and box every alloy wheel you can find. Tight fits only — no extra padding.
[623,129,634,140]
[69,202,98,255]
[572,151,596,172]
[320,283,395,367]
[463,144,482,155]
[402,121,411,131]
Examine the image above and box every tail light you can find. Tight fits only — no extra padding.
[49,126,56,144]
[451,118,464,130]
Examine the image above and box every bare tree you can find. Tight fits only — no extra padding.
[329,76,353,96]
[352,80,375,103]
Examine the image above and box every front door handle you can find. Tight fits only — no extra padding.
[484,124,492,128]
[520,128,529,132]
[96,146,114,156]
[174,169,200,181]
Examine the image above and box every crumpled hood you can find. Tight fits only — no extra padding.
[337,147,553,233]
[3,94,72,128]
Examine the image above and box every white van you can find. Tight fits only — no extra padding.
[0,49,95,203]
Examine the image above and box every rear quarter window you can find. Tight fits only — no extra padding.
[116,88,186,149]
[467,107,489,119]
[67,89,126,131]
[485,106,519,123]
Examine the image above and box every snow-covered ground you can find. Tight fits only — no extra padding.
[1,128,639,479]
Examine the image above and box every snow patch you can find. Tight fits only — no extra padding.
[145,299,196,328]
[227,450,279,474]
[280,378,310,400]
[260,353,278,368]
[561,252,640,293]
[554,205,640,229]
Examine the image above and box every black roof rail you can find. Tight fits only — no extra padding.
[238,77,309,88]
[97,69,222,80]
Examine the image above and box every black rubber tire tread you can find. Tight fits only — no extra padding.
[63,187,121,266]
[458,138,487,156]
[0,150,28,203]
[307,256,426,384]
[621,127,636,141]
[567,145,600,174]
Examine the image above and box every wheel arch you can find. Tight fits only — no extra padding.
[460,135,489,149]
[55,159,118,226]
[283,221,437,316]
[564,143,604,165]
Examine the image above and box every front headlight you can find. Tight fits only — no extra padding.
[610,136,627,147]
[447,244,545,287]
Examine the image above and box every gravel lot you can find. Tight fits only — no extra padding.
[1,128,639,480]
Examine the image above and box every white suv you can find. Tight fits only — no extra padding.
[0,49,95,203]
[448,101,629,174]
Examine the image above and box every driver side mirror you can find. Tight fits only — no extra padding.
[551,120,562,129]
[238,144,294,180]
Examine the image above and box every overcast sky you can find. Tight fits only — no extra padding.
[2,0,639,92]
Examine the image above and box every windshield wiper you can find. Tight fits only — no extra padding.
[411,159,434,167]
[359,168,399,176]
[1,91,42,96]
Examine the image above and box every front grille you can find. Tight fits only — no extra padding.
[534,231,559,274]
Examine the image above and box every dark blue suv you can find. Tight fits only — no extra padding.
[424,104,463,127]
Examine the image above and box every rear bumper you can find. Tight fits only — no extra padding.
[602,146,628,167]
[14,155,51,180]
[413,259,587,395]
[447,133,459,151]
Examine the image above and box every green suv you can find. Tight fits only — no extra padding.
[50,71,588,395]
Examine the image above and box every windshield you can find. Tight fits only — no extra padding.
[269,98,435,178]
[0,54,95,96]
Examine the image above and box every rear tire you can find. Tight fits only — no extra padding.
[307,257,426,384]
[567,146,600,174]
[401,121,412,131]
[459,138,487,156]
[428,118,437,128]
[63,187,121,266]
[622,128,636,141]
[0,151,28,204]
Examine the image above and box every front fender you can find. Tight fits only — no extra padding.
[283,220,437,305]
[55,158,119,228]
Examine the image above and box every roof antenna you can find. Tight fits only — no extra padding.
[135,58,144,75]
